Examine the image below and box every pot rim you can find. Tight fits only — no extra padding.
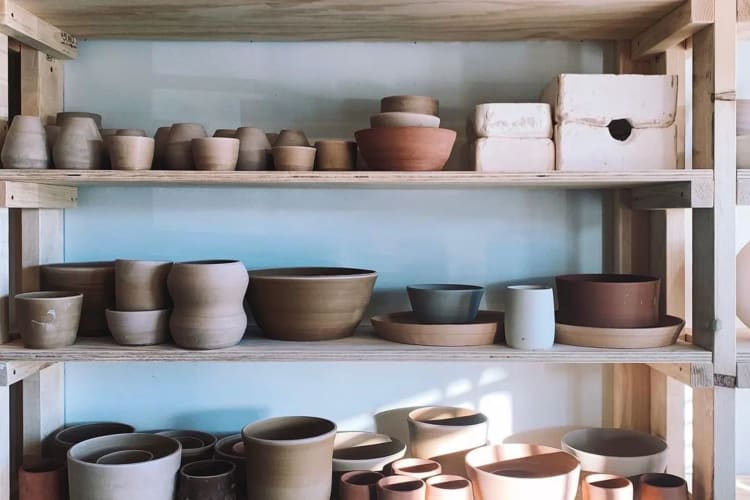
[407,406,488,427]
[555,273,659,284]
[15,291,83,301]
[408,284,483,292]
[106,308,169,318]
[55,422,135,446]
[341,470,385,485]
[465,444,580,481]
[180,458,236,479]
[241,416,336,445]
[156,429,217,450]
[425,474,472,489]
[381,95,438,101]
[333,431,406,463]
[67,433,181,468]
[95,449,154,465]
[249,267,377,280]
[174,259,243,267]
[115,259,172,266]
[377,475,426,491]
[639,473,687,489]
[42,261,114,270]
[561,427,667,458]
[214,434,244,458]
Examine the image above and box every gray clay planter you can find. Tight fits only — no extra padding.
[407,284,484,324]
[178,459,237,500]
[15,291,82,349]
[156,430,217,465]
[50,422,135,460]
[213,434,246,491]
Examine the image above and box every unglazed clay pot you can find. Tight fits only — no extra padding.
[340,471,383,500]
[56,112,103,128]
[2,115,49,168]
[242,416,337,500]
[214,129,237,138]
[192,137,240,171]
[45,125,60,167]
[582,474,633,500]
[67,433,181,500]
[50,422,135,460]
[153,126,172,169]
[95,450,154,464]
[464,444,580,500]
[504,285,555,350]
[315,140,357,171]
[248,267,377,341]
[370,112,440,129]
[272,145,316,171]
[737,241,750,326]
[156,430,217,465]
[107,136,155,170]
[266,132,279,146]
[391,458,442,480]
[178,459,237,500]
[638,473,688,500]
[18,459,66,500]
[40,262,115,336]
[236,127,272,170]
[407,407,488,476]
[106,309,170,346]
[333,431,406,472]
[275,129,310,147]
[16,291,82,349]
[115,259,173,310]
[425,475,474,500]
[555,274,660,328]
[377,475,426,500]
[355,128,456,171]
[165,123,207,170]
[117,128,146,137]
[168,260,248,349]
[214,434,246,491]
[407,285,484,324]
[53,117,103,170]
[381,95,439,116]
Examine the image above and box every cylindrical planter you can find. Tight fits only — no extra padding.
[408,407,488,476]
[115,259,173,311]
[638,473,688,500]
[153,126,172,169]
[15,291,82,348]
[49,422,135,460]
[315,140,357,171]
[340,471,383,500]
[156,429,217,464]
[53,117,103,170]
[391,458,442,480]
[108,136,155,170]
[19,459,66,500]
[165,123,207,170]
[67,433,181,500]
[213,434,246,492]
[504,285,555,349]
[167,260,248,349]
[56,112,102,128]
[377,475,426,500]
[425,475,473,500]
[178,459,236,500]
[236,127,272,171]
[192,137,239,171]
[242,416,337,500]
[582,474,633,500]
[2,115,49,169]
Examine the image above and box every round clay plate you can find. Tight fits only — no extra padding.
[371,311,502,347]
[555,315,684,349]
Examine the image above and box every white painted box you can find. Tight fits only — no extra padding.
[472,103,553,138]
[474,138,554,172]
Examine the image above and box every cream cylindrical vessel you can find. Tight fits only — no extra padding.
[504,285,555,349]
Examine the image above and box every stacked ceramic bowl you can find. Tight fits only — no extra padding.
[356,95,457,171]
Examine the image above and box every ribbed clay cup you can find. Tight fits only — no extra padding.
[15,291,82,349]
[425,475,473,500]
[272,145,316,171]
[53,117,103,170]
[18,459,66,500]
[275,129,310,147]
[178,459,237,500]
[377,475,426,500]
[315,140,357,171]
[116,128,146,137]
[192,137,240,171]
[339,471,383,500]
[638,473,688,500]
[236,127,272,170]
[49,422,135,460]
[56,112,103,128]
[391,458,442,480]
[168,260,248,349]
[107,136,155,171]
[165,123,207,170]
[115,259,173,310]
[242,416,337,500]
[152,126,172,169]
[582,474,633,500]
[408,406,488,476]
[2,115,49,168]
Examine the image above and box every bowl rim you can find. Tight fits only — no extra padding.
[407,284,483,292]
[561,427,667,458]
[15,291,83,301]
[67,432,181,468]
[180,458,236,479]
[241,416,337,446]
[465,443,580,480]
[249,266,377,280]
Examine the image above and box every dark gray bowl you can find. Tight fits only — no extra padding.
[407,284,484,324]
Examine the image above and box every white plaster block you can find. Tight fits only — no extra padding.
[474,138,554,172]
[739,135,750,169]
[472,103,552,138]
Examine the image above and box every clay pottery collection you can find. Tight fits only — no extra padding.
[115,259,173,311]
[339,470,383,500]
[57,112,103,128]
[18,459,67,500]
[370,112,440,129]
[371,311,501,347]
[425,475,474,500]
[272,145,316,171]
[391,458,442,480]
[355,127,456,171]
[236,127,272,170]
[165,123,208,170]
[177,459,237,500]
[213,129,237,138]
[407,284,484,324]
[407,406,488,476]
[555,274,660,328]
[333,431,406,473]
[275,129,310,147]
[315,140,357,171]
[248,267,377,341]
[156,429,217,464]
[95,450,154,464]
[53,117,104,170]
[738,241,750,326]
[560,428,667,477]
[152,126,172,169]
[50,422,135,460]
[504,285,555,350]
[638,473,688,500]
[40,262,115,336]
[117,128,146,137]
[15,291,83,349]
[105,309,170,345]
[107,136,155,170]
[67,433,181,500]
[2,115,49,168]
[581,474,633,500]
[377,475,426,500]
[192,137,240,171]
[242,416,337,500]
[381,96,439,116]
[168,260,248,349]
[465,444,580,500]
[554,316,685,349]
[213,434,247,491]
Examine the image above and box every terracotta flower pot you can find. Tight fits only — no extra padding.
[407,407,488,476]
[40,262,115,336]
[49,422,135,460]
[156,429,217,465]
[355,127,456,171]
[275,129,310,147]
[425,475,474,500]
[106,309,170,346]
[165,123,207,170]
[213,434,246,491]
[168,260,248,349]
[45,125,60,167]
[115,259,173,311]
[213,129,237,138]
[391,458,442,480]
[555,274,660,328]
[153,126,172,169]
[56,112,102,128]
[178,459,237,500]
[15,291,82,349]
[117,128,146,137]
[340,471,383,500]
[53,117,103,170]
[582,474,633,500]
[236,127,272,170]
[19,459,66,500]
[272,145,316,171]
[2,115,49,169]
[107,136,155,170]
[315,140,357,171]
[380,96,439,116]
[242,416,337,500]
[638,473,688,500]
[377,475,426,500]
[248,267,377,341]
[192,137,240,171]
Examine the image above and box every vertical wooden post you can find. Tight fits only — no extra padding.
[21,364,63,460]
[0,386,9,500]
[20,44,62,124]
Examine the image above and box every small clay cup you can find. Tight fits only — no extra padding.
[192,137,240,171]
[582,474,633,500]
[213,434,246,491]
[381,96,439,116]
[166,123,208,170]
[107,136,155,170]
[275,129,310,147]
[272,145,316,171]
[315,140,357,171]
[95,450,154,464]
[638,473,688,500]
[153,126,172,169]
[236,127,272,170]
[115,259,173,311]
[391,458,442,480]
[56,112,103,128]
[106,309,170,346]
[15,291,82,349]
[178,459,237,500]
[18,459,66,500]
[157,429,217,464]
[50,421,135,460]
[407,284,484,324]
[425,474,473,500]
[214,129,237,138]
[116,128,146,137]
[340,471,383,500]
[377,475,426,500]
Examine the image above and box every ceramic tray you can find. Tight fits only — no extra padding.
[371,311,502,347]
[554,315,684,349]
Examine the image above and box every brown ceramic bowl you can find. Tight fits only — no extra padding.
[107,136,155,170]
[192,137,240,171]
[380,95,439,116]
[555,274,660,328]
[248,267,377,341]
[272,146,316,171]
[355,127,456,171]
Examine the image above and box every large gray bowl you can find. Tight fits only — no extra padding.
[407,284,484,324]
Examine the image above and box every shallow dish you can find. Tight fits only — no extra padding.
[554,315,684,349]
[371,311,501,347]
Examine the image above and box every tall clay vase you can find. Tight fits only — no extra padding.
[582,474,633,500]
[115,259,172,310]
[425,475,474,500]
[242,416,337,500]
[340,471,383,500]
[53,117,103,170]
[1,115,49,168]
[377,476,426,500]
[19,459,66,500]
[504,285,555,349]
[638,473,688,500]
[177,459,237,500]
[165,123,207,170]
[236,127,272,170]
[153,126,172,169]
[167,260,248,349]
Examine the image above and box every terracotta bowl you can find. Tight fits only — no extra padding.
[50,422,135,460]
[355,127,456,171]
[116,129,146,137]
[340,471,384,500]
[315,140,357,171]
[156,430,217,464]
[15,291,82,349]
[407,284,484,324]
[370,112,440,128]
[561,428,667,477]
[105,309,170,346]
[107,136,155,171]
[555,274,660,328]
[272,145,316,171]
[248,267,377,341]
[391,458,442,480]
[638,473,688,500]
[192,137,239,171]
[333,431,406,472]
[381,95,439,116]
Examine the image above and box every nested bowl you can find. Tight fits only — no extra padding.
[370,112,440,128]
[407,284,484,324]
[156,429,217,464]
[355,127,456,171]
[248,267,377,341]
[50,422,135,460]
[380,95,439,116]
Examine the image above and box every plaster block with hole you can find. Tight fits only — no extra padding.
[474,138,554,171]
[472,103,553,138]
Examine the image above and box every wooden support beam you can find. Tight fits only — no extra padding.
[647,363,712,387]
[632,180,713,209]
[693,387,735,500]
[740,0,750,38]
[0,362,49,386]
[0,182,76,208]
[0,385,8,500]
[22,364,63,460]
[20,44,63,125]
[0,0,76,60]
[632,0,713,60]
[649,369,686,475]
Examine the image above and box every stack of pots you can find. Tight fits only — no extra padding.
[271,129,316,171]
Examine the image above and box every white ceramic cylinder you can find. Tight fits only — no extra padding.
[504,285,555,349]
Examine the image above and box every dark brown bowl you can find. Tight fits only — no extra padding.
[555,274,660,328]
[355,127,456,171]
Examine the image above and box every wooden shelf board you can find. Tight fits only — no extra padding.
[17,0,683,42]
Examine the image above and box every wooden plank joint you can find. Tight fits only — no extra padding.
[632,179,713,209]
[0,182,77,208]
[0,0,77,60]
[0,361,49,386]
[648,362,713,387]
[632,0,713,60]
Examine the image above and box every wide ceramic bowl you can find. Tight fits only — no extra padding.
[248,267,377,341]
[355,127,456,171]
[333,431,406,472]
[106,309,170,346]
[370,112,440,128]
[561,428,668,477]
[407,284,484,324]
